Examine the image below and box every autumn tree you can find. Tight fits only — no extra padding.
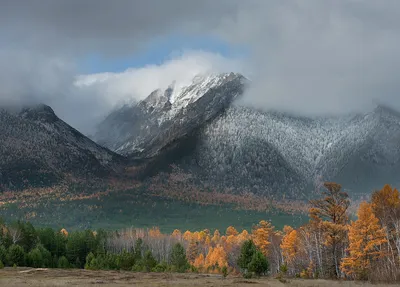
[280,226,300,274]
[252,220,274,257]
[370,184,400,280]
[205,245,228,272]
[186,239,199,263]
[341,202,387,280]
[309,182,350,278]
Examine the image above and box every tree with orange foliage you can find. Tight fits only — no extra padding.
[205,245,228,272]
[309,182,349,278]
[370,184,400,280]
[226,226,239,236]
[341,202,387,280]
[60,228,68,237]
[193,253,205,270]
[212,230,221,244]
[186,239,199,263]
[281,226,299,265]
[252,220,274,257]
[172,229,182,240]
[183,230,192,241]
[148,227,162,238]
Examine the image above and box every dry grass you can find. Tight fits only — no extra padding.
[0,268,396,287]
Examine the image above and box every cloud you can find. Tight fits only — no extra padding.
[218,0,400,115]
[62,51,243,134]
[2,0,400,133]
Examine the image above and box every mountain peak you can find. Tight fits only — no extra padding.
[19,104,58,123]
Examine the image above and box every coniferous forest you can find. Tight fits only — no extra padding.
[0,183,399,282]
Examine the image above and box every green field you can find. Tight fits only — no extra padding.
[0,189,307,232]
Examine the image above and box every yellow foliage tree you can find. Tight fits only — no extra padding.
[281,225,299,264]
[212,229,221,244]
[226,226,239,236]
[186,239,199,263]
[60,228,68,237]
[341,202,387,280]
[193,253,205,269]
[172,229,182,240]
[252,220,274,256]
[205,245,228,271]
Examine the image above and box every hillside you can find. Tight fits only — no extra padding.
[0,104,125,189]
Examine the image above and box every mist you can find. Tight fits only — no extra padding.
[1,0,400,133]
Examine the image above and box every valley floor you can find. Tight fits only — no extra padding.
[0,268,395,287]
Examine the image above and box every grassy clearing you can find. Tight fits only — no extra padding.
[0,268,395,287]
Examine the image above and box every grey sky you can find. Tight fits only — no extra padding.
[1,0,400,133]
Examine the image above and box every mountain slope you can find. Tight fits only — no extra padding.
[95,72,247,158]
[0,104,125,189]
[95,72,400,197]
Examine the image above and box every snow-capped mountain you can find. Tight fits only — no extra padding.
[0,104,125,189]
[95,72,400,197]
[186,105,400,196]
[95,72,247,157]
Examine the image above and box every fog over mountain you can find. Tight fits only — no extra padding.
[1,1,400,135]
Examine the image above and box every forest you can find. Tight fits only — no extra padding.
[0,183,399,282]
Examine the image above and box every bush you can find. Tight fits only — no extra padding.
[85,252,98,270]
[152,261,168,272]
[7,245,25,267]
[0,246,7,264]
[142,250,157,272]
[222,266,228,278]
[57,256,70,268]
[170,243,189,273]
[27,247,44,268]
[117,249,135,271]
[0,260,4,269]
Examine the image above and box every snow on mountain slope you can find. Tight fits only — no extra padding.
[94,71,400,197]
[186,104,400,196]
[95,72,247,157]
[0,104,125,189]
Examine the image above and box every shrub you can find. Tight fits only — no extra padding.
[7,245,25,267]
[222,266,228,278]
[57,256,70,269]
[117,249,135,271]
[0,260,4,269]
[27,247,44,268]
[142,250,157,272]
[152,261,168,272]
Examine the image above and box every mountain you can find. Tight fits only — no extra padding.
[95,73,400,198]
[0,104,125,189]
[95,72,247,158]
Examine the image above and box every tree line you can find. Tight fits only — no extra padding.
[0,183,399,281]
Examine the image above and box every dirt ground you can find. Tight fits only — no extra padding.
[0,268,395,287]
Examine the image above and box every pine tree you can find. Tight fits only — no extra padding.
[341,202,387,280]
[170,243,188,272]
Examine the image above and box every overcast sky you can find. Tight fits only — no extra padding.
[1,0,400,133]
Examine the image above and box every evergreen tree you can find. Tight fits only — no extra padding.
[248,250,269,276]
[238,240,257,271]
[7,244,25,266]
[170,243,189,272]
[57,256,70,268]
